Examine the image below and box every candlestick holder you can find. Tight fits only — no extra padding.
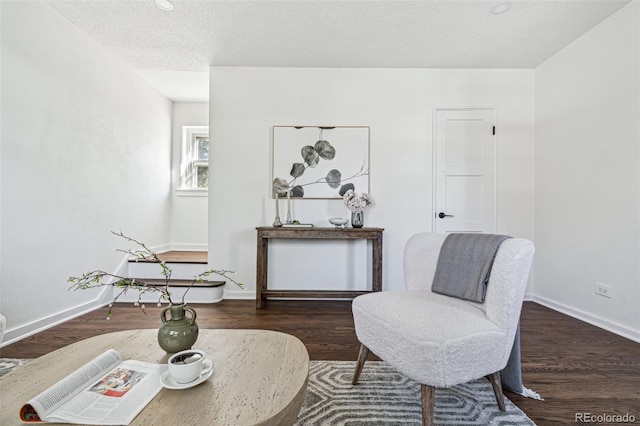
[286,189,293,224]
[273,192,283,227]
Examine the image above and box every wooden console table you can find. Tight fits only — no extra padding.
[255,226,384,308]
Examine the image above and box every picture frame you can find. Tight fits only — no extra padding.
[272,126,370,199]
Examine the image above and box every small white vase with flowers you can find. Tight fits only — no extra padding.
[343,190,372,228]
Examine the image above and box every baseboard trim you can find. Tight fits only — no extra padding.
[531,295,640,343]
[1,253,131,348]
[169,244,208,252]
[151,243,172,254]
[1,296,108,348]
[223,289,256,300]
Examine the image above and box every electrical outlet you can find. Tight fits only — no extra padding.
[594,282,613,299]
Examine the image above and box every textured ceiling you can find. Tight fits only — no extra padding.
[47,0,631,100]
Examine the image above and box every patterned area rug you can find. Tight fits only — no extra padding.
[0,358,28,378]
[296,361,535,426]
[0,359,535,425]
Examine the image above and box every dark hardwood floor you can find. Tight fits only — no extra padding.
[1,301,638,425]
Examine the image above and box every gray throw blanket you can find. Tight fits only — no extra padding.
[431,233,510,302]
[501,325,542,399]
[431,233,542,400]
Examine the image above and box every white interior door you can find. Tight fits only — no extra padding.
[434,108,496,234]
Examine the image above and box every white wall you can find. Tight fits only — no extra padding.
[170,102,209,250]
[3,0,634,346]
[209,67,535,299]
[0,2,172,344]
[534,2,640,341]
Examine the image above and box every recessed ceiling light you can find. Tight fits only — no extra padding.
[491,2,511,15]
[155,0,174,11]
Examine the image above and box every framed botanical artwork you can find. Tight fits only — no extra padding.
[272,126,370,199]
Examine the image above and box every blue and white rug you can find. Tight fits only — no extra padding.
[296,361,536,425]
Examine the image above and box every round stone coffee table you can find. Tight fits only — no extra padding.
[0,329,309,425]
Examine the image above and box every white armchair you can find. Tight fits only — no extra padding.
[351,232,534,426]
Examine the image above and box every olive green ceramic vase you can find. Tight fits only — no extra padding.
[157,304,199,353]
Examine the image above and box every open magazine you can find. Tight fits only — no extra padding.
[20,349,166,425]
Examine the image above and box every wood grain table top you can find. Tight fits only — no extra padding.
[0,329,310,426]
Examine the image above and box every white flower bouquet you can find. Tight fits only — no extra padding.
[343,190,373,213]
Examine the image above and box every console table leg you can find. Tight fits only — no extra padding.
[372,235,383,292]
[256,234,268,309]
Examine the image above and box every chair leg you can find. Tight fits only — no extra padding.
[486,372,506,411]
[421,384,435,426]
[351,343,370,385]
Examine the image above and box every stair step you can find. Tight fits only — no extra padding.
[117,279,226,304]
[122,250,222,303]
[132,279,225,288]
[128,262,213,280]
[129,251,207,264]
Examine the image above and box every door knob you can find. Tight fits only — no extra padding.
[437,212,454,219]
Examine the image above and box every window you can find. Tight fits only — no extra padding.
[181,126,209,189]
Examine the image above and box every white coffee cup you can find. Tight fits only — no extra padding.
[167,349,213,384]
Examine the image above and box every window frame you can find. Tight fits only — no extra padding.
[178,126,209,195]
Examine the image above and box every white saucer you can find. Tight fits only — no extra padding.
[160,368,213,390]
